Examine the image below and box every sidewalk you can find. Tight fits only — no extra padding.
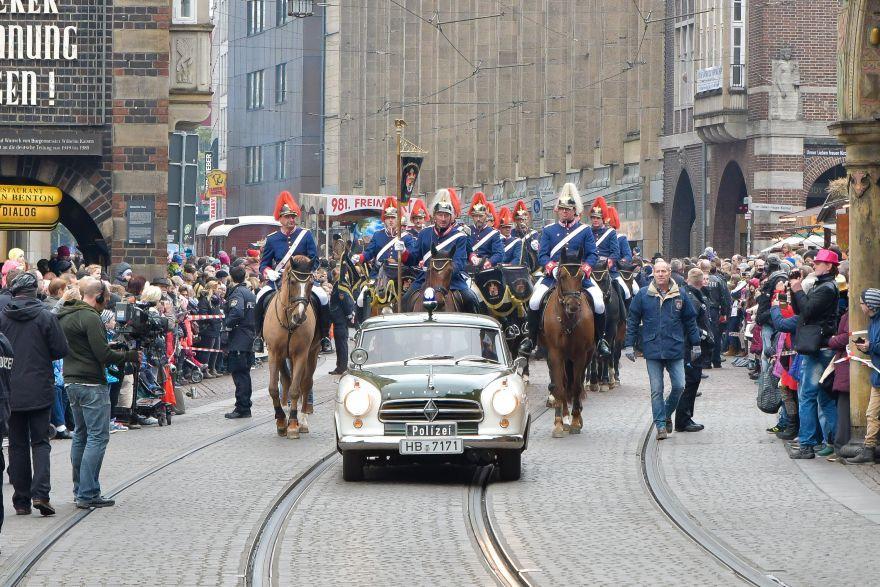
[659,360,880,586]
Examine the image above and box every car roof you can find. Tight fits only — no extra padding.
[359,312,501,330]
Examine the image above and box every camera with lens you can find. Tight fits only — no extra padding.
[115,302,172,339]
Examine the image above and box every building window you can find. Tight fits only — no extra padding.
[275,63,287,104]
[277,0,289,26]
[246,70,264,110]
[218,106,227,159]
[173,0,196,24]
[247,0,265,36]
[731,0,746,89]
[275,141,288,180]
[246,146,263,184]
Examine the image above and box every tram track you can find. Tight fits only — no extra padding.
[1,364,335,587]
[639,424,788,587]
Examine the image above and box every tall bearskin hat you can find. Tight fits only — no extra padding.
[607,206,621,230]
[432,188,458,216]
[555,183,583,214]
[590,196,610,221]
[381,197,398,222]
[513,199,530,220]
[273,190,301,220]
[486,202,500,229]
[498,206,514,227]
[410,198,429,220]
[468,191,489,216]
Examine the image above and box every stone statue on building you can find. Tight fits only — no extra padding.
[175,38,194,85]
[770,52,800,121]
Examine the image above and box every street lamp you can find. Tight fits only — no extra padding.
[289,0,314,18]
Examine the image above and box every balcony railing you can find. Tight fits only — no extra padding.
[730,64,745,90]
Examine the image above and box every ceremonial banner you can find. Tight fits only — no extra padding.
[399,155,423,204]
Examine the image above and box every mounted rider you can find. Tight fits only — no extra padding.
[406,198,429,238]
[519,183,611,357]
[254,191,332,353]
[608,206,638,299]
[498,206,516,254]
[401,188,480,313]
[589,197,631,303]
[503,200,540,271]
[351,197,413,318]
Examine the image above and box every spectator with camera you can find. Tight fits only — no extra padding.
[58,277,140,508]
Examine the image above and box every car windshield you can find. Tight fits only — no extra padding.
[359,324,507,366]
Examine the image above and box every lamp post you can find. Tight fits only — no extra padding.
[289,0,314,18]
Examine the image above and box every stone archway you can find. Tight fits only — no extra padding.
[805,163,846,209]
[669,171,696,258]
[713,161,748,257]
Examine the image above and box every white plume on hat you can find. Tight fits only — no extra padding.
[431,188,454,214]
[555,182,583,214]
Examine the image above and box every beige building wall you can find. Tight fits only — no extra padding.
[324,1,665,253]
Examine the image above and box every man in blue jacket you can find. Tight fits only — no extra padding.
[624,260,702,439]
[847,288,880,464]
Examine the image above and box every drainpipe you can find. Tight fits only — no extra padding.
[702,142,708,249]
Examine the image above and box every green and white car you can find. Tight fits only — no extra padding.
[335,313,530,481]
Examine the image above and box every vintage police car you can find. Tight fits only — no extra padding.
[335,312,530,482]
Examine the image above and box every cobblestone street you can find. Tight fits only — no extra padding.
[3,353,880,585]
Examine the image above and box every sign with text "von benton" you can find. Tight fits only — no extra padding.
[0,184,62,205]
[325,194,387,216]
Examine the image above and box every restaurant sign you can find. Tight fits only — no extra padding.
[0,184,62,230]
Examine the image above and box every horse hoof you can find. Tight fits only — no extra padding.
[299,414,310,434]
[562,423,571,432]
[598,384,609,392]
[589,383,599,392]
[570,425,582,434]
[522,374,530,384]
[552,426,566,438]
[287,427,300,440]
[276,419,288,436]
[545,395,555,408]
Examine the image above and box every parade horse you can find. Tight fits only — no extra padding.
[540,248,596,437]
[588,259,627,392]
[263,255,321,439]
[402,245,463,312]
[473,265,532,381]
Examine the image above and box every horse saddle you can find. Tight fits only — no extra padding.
[500,265,533,302]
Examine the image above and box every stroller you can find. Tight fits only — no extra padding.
[170,313,207,384]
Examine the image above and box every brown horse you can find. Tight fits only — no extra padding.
[263,255,321,439]
[541,251,596,437]
[403,245,461,312]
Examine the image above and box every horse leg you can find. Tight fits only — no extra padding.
[570,357,587,434]
[561,359,574,431]
[548,349,567,437]
[285,359,301,440]
[268,355,287,435]
[588,357,599,392]
[544,346,557,408]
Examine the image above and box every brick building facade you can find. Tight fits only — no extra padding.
[660,0,845,257]
[0,1,211,275]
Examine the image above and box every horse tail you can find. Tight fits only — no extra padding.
[282,358,292,381]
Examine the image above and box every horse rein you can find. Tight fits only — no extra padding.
[556,288,585,335]
[276,268,313,331]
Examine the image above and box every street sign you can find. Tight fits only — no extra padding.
[748,202,798,213]
[532,198,542,215]
[744,212,752,220]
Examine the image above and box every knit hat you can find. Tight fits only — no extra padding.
[9,272,38,297]
[57,245,71,257]
[861,288,880,312]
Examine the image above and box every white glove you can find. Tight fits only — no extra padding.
[624,347,636,362]
[393,240,405,252]
[265,269,279,282]
[530,240,539,251]
[350,254,361,265]
[552,266,559,279]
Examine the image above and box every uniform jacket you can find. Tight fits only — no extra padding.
[704,272,732,315]
[223,283,256,352]
[468,225,503,266]
[359,228,413,278]
[57,300,135,386]
[330,280,355,321]
[259,227,319,281]
[0,332,13,436]
[791,273,839,347]
[617,234,633,263]
[625,279,701,360]
[591,225,620,270]
[0,296,69,411]
[405,224,469,291]
[537,220,599,287]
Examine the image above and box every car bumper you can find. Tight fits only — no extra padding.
[337,433,526,451]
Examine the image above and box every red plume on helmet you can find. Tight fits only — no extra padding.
[590,196,610,222]
[513,199,530,220]
[410,198,429,221]
[498,206,514,226]
[273,191,301,220]
[468,191,489,216]
[380,196,398,222]
[607,207,621,230]
[447,187,462,217]
[486,201,500,229]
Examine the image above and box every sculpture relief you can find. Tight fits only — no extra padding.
[175,37,194,85]
[770,54,800,120]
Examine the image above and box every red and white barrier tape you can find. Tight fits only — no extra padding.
[181,345,225,353]
[834,349,880,374]
[188,314,225,320]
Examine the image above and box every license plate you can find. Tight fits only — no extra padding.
[406,422,457,437]
[399,438,464,455]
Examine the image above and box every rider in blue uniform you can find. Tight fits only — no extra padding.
[255,191,332,353]
[498,206,518,261]
[406,198,429,239]
[401,188,480,313]
[352,197,413,318]
[519,183,611,357]
[608,205,637,300]
[588,197,629,304]
[503,200,540,270]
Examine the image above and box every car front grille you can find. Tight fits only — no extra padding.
[378,397,484,423]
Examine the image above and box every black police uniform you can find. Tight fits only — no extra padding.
[675,284,713,431]
[223,283,257,416]
[329,279,355,373]
[0,332,13,533]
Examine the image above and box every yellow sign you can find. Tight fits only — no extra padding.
[0,184,62,206]
[0,204,60,226]
[207,170,227,198]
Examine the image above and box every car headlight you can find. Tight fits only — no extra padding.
[491,387,518,416]
[343,385,371,416]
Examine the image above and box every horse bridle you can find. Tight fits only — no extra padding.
[276,268,313,331]
[427,257,453,309]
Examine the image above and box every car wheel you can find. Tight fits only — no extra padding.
[342,451,364,482]
[497,449,521,481]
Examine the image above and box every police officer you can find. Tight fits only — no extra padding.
[224,266,257,419]
[519,183,611,357]
[328,268,355,375]
[255,191,332,354]
[0,331,13,533]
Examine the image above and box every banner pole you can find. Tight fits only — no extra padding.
[395,119,406,312]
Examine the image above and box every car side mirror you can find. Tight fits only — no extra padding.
[513,356,527,374]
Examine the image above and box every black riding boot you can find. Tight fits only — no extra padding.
[253,294,267,352]
[360,289,372,323]
[594,311,611,356]
[518,308,540,356]
[317,302,333,353]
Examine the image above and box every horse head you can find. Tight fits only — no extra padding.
[591,257,612,296]
[557,247,585,321]
[283,255,314,325]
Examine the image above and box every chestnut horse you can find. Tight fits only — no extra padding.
[541,250,596,437]
[263,255,321,439]
[403,245,461,312]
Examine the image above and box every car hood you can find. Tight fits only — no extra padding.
[352,363,511,402]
